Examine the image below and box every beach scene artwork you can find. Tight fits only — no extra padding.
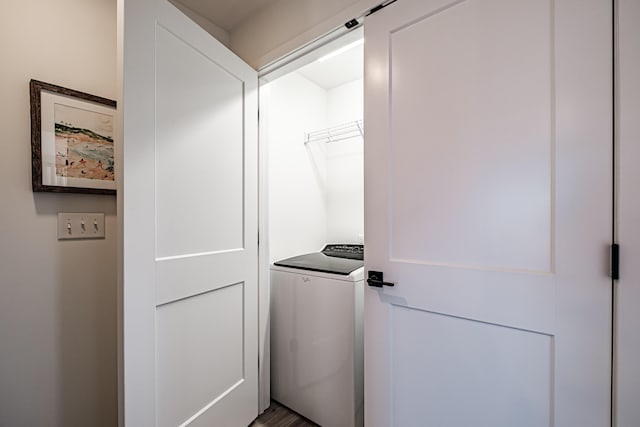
[54,103,114,181]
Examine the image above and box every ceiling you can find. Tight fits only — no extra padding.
[295,42,363,90]
[173,0,364,90]
[174,0,275,32]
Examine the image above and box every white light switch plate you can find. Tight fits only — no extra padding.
[57,213,105,240]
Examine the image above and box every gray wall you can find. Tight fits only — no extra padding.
[229,0,379,69]
[171,0,230,47]
[0,0,117,425]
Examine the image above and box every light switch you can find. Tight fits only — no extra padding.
[57,213,105,240]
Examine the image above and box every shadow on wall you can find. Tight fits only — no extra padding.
[34,192,117,425]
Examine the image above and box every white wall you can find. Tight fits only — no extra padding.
[0,0,117,426]
[267,73,329,262]
[616,0,640,425]
[230,0,379,69]
[268,71,364,259]
[326,79,364,244]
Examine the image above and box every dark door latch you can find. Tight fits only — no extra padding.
[367,271,395,288]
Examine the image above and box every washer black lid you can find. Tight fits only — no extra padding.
[273,244,364,275]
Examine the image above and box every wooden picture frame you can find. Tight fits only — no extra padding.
[30,79,117,195]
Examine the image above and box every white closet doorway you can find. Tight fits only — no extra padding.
[258,28,365,413]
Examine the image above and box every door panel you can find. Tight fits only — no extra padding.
[390,0,553,273]
[392,306,552,427]
[120,0,258,425]
[157,284,245,427]
[364,0,612,426]
[155,24,244,258]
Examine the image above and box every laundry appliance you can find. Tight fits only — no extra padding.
[270,244,364,427]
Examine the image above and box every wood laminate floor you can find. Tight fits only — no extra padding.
[250,401,318,427]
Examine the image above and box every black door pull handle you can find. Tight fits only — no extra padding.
[367,271,395,288]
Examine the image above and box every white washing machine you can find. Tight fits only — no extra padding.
[270,244,364,427]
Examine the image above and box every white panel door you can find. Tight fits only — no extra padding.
[119,0,258,425]
[364,0,612,426]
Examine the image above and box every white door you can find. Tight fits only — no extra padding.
[119,0,258,426]
[364,0,612,426]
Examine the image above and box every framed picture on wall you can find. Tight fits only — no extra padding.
[30,79,117,195]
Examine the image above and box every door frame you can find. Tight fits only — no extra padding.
[613,0,640,425]
[256,20,368,414]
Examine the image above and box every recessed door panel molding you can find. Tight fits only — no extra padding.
[389,0,554,273]
[156,283,245,427]
[155,248,246,305]
[391,305,553,427]
[388,262,556,334]
[155,24,244,259]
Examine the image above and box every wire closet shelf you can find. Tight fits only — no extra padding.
[304,119,363,145]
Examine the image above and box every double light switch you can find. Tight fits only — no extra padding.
[57,213,105,240]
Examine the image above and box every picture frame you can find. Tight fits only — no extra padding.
[30,79,117,195]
